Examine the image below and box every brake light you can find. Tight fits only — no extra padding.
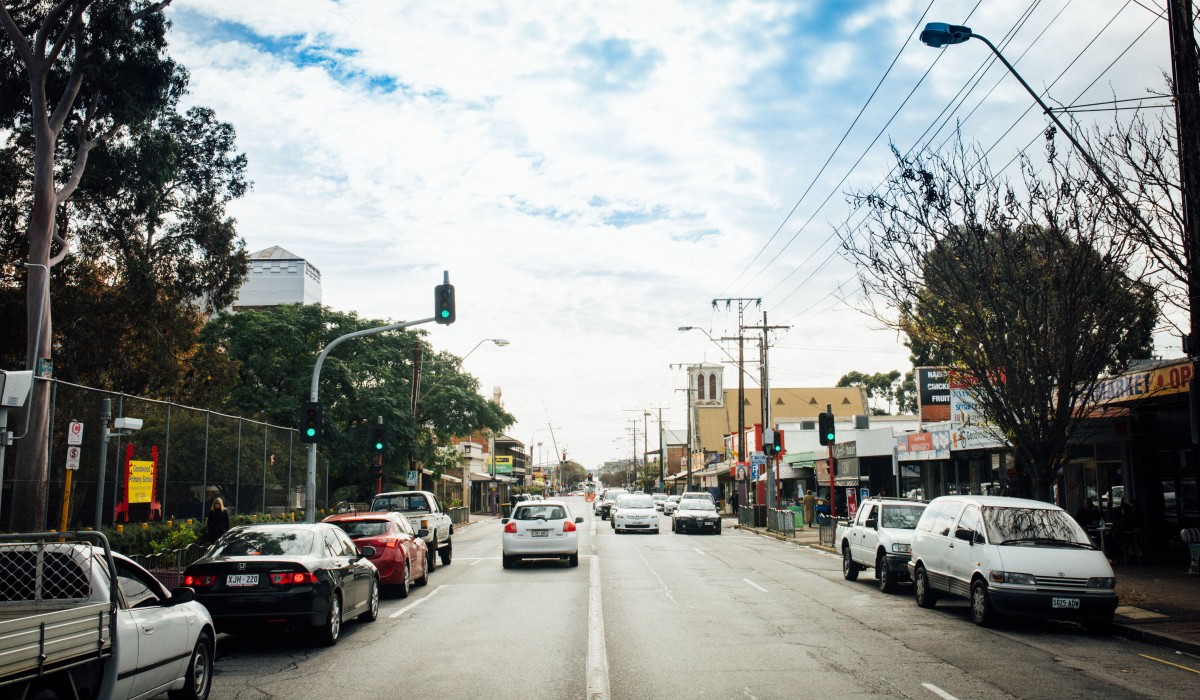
[563,520,576,532]
[182,574,215,587]
[269,572,319,585]
[382,538,399,549]
[504,522,517,533]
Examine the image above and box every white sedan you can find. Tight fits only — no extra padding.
[611,494,661,534]
[662,495,682,515]
[501,500,582,568]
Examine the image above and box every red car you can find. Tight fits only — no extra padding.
[324,512,429,596]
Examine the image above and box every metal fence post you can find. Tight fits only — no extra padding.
[235,417,242,514]
[261,420,268,514]
[201,411,210,520]
[163,403,171,520]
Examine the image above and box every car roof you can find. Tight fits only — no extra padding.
[927,495,1062,510]
[323,511,403,522]
[863,498,926,506]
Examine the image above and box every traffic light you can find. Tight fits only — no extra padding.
[370,423,387,453]
[771,428,785,455]
[761,427,775,455]
[818,411,835,446]
[300,401,323,443]
[434,272,455,325]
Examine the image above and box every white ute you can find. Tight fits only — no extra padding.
[837,497,928,593]
[371,490,454,571]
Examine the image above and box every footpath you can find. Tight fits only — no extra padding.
[729,515,1200,657]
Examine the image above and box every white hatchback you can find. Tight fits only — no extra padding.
[502,500,582,568]
[611,494,660,534]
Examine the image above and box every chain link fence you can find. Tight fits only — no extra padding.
[1,379,328,531]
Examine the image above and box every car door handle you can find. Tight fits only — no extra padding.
[948,542,955,548]
[141,624,154,634]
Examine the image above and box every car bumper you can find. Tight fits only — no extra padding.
[988,588,1118,621]
[196,587,331,631]
[503,532,579,557]
[675,518,720,532]
[366,554,408,585]
[884,553,912,577]
[614,518,658,530]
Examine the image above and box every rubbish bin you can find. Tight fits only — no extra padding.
[751,504,767,528]
[501,503,511,518]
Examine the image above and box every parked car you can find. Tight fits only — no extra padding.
[837,497,927,593]
[907,495,1118,631]
[182,523,380,645]
[324,512,429,597]
[502,499,583,567]
[673,498,722,534]
[662,494,682,515]
[611,494,661,534]
[652,493,669,510]
[597,488,629,520]
[369,490,454,570]
[681,491,715,503]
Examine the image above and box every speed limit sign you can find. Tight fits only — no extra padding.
[65,446,81,471]
[67,421,84,445]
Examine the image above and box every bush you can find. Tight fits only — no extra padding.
[150,523,201,553]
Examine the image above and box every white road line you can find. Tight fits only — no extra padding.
[387,584,447,618]
[743,578,768,593]
[922,683,961,700]
[693,547,706,556]
[637,547,678,605]
[586,555,610,700]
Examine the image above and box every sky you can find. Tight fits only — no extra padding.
[163,0,1183,469]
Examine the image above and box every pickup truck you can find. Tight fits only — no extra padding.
[370,490,454,571]
[0,531,215,700]
[836,498,928,593]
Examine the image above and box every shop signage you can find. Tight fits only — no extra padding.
[949,388,1006,450]
[896,429,951,461]
[917,367,951,422]
[1093,359,1193,405]
[493,455,513,474]
[128,460,154,504]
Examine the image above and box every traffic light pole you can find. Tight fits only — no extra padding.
[825,403,836,519]
[305,316,436,522]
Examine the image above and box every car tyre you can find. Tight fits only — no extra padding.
[842,547,860,581]
[360,578,380,623]
[970,579,995,627]
[440,538,453,566]
[397,560,412,598]
[426,537,438,573]
[914,565,938,608]
[168,632,213,700]
[414,557,429,586]
[569,552,579,567]
[314,593,342,646]
[715,524,722,535]
[877,552,896,594]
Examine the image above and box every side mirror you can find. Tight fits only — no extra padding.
[575,517,584,524]
[359,545,376,558]
[954,527,975,544]
[866,518,878,529]
[417,528,430,538]
[500,518,509,525]
[168,587,196,605]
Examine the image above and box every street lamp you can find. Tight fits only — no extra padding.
[462,337,510,361]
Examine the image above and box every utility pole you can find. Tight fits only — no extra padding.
[713,297,760,505]
[742,311,790,510]
[1169,0,1200,441]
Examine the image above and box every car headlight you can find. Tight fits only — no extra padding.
[891,543,911,554]
[989,571,1037,585]
[1086,577,1116,589]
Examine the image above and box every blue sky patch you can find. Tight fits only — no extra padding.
[572,37,662,92]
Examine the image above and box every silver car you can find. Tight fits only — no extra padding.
[502,500,582,568]
[662,495,682,515]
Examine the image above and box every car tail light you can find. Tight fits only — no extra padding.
[563,520,576,532]
[421,519,430,530]
[504,521,517,533]
[381,538,399,549]
[269,571,319,586]
[182,574,215,587]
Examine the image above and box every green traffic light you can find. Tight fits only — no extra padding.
[375,442,384,450]
[440,309,450,318]
[306,428,316,437]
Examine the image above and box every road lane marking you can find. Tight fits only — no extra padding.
[693,548,706,555]
[387,584,447,618]
[922,683,960,700]
[1138,653,1200,675]
[637,547,677,604]
[743,578,767,593]
[587,555,610,700]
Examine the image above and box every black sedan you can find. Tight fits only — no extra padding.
[182,523,379,645]
[672,499,722,534]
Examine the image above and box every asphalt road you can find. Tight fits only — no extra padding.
[203,496,1200,699]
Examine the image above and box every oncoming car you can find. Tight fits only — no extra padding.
[673,498,721,534]
[611,494,660,534]
[502,500,583,568]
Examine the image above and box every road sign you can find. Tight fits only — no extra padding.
[750,451,766,466]
[67,421,84,446]
[65,445,81,471]
[751,464,760,480]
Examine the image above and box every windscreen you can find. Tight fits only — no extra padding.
[333,520,391,538]
[881,505,926,529]
[981,507,1091,546]
[618,496,655,509]
[210,528,316,557]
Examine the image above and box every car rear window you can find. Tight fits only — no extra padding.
[371,494,430,513]
[514,505,567,520]
[210,529,316,556]
[334,520,391,538]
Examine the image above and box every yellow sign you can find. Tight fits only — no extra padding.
[128,460,155,504]
[1094,359,1193,405]
[493,455,513,475]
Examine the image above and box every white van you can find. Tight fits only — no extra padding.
[907,495,1118,631]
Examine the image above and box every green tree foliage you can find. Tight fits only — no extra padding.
[842,136,1157,501]
[836,370,907,415]
[557,459,587,487]
[200,304,514,502]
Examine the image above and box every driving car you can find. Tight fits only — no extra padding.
[673,498,722,534]
[651,493,669,511]
[681,491,715,503]
[597,488,629,519]
[908,495,1118,631]
[611,493,660,534]
[502,499,583,567]
[662,494,682,515]
[182,523,380,645]
[324,511,429,597]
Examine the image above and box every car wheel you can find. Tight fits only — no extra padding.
[914,565,938,609]
[715,524,721,535]
[360,578,380,623]
[877,552,895,594]
[842,547,860,581]
[440,538,453,566]
[168,632,213,700]
[414,556,429,586]
[397,560,411,598]
[502,554,513,569]
[569,552,579,567]
[314,593,342,646]
[426,537,438,573]
[970,579,995,627]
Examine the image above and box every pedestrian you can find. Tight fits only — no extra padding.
[730,489,740,516]
[1074,497,1102,530]
[206,497,231,542]
[802,489,816,528]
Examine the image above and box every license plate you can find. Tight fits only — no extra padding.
[1051,597,1080,609]
[531,530,549,538]
[226,574,259,587]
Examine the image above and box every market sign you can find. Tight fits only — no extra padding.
[1093,359,1193,405]
[916,366,951,423]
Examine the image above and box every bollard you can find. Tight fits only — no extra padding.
[116,525,124,533]
[141,522,148,529]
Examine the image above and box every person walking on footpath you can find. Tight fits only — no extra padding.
[206,497,231,542]
[802,490,816,528]
[730,489,740,516]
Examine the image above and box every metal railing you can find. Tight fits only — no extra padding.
[767,508,795,537]
[125,543,208,590]
[448,506,470,525]
[818,514,849,548]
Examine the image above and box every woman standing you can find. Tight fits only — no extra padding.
[802,490,816,528]
[206,497,231,542]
